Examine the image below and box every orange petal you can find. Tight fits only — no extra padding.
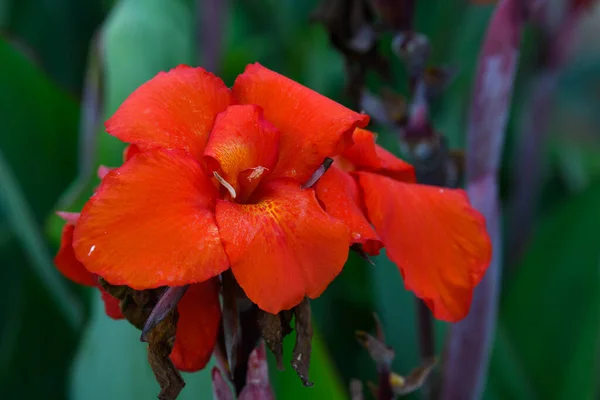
[342,128,416,182]
[73,149,229,289]
[216,179,350,314]
[357,172,491,321]
[232,63,369,183]
[54,221,97,287]
[99,288,124,319]
[170,281,221,372]
[106,65,234,160]
[204,105,280,201]
[314,165,382,254]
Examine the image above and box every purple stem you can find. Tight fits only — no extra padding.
[197,0,227,73]
[441,1,525,399]
[507,5,585,263]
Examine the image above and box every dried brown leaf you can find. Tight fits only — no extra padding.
[291,297,313,387]
[258,310,284,370]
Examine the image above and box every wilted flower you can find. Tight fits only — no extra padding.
[54,63,491,376]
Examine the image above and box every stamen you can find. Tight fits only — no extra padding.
[302,157,334,189]
[140,285,189,342]
[247,166,268,181]
[214,171,237,199]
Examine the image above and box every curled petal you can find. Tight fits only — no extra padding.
[357,172,491,321]
[314,165,382,254]
[73,149,229,289]
[123,144,141,162]
[106,65,234,160]
[54,221,97,287]
[216,179,350,314]
[342,129,416,182]
[204,105,280,201]
[170,281,222,372]
[232,63,369,182]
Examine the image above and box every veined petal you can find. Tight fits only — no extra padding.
[54,220,97,287]
[357,172,491,322]
[106,65,234,160]
[170,281,221,372]
[342,128,416,182]
[314,165,382,254]
[232,63,369,182]
[204,105,280,201]
[73,149,229,289]
[216,179,350,314]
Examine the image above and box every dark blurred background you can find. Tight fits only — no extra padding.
[1,0,599,399]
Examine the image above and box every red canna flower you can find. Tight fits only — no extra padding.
[317,128,492,321]
[55,63,491,374]
[54,211,123,319]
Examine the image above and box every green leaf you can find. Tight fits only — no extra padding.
[0,151,83,329]
[495,179,600,399]
[0,38,79,220]
[3,0,106,91]
[269,324,348,400]
[0,38,84,398]
[71,295,214,400]
[99,0,194,167]
[69,0,203,398]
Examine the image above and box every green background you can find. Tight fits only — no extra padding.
[1,0,599,399]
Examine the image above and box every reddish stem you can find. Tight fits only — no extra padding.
[441,1,526,399]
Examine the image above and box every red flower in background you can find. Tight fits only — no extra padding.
[54,63,491,373]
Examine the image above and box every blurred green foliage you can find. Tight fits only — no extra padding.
[1,0,599,399]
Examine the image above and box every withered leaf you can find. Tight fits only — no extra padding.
[280,309,294,338]
[291,297,313,387]
[257,310,285,370]
[141,285,189,342]
[146,302,184,400]
[222,270,242,379]
[98,277,184,399]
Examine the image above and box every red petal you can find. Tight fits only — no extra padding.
[54,222,97,287]
[123,144,141,162]
[73,149,229,289]
[106,65,234,160]
[204,105,280,201]
[232,63,369,183]
[216,179,350,314]
[314,165,382,254]
[342,128,416,182]
[170,281,221,372]
[99,288,124,319]
[357,172,491,321]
